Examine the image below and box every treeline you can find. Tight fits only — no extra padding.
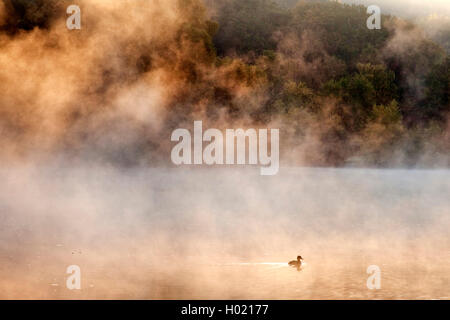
[0,0,447,167]
[186,0,450,166]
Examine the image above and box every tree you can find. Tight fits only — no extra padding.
[211,0,290,55]
[421,56,450,123]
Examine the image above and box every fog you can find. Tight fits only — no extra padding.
[1,166,448,299]
[341,0,450,19]
[0,0,449,167]
[0,0,449,299]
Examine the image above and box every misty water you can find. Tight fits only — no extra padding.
[0,167,449,299]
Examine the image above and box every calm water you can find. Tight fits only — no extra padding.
[0,167,449,299]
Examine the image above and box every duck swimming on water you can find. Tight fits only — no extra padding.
[288,256,303,269]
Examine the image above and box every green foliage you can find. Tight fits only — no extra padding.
[176,0,221,64]
[341,73,376,108]
[385,36,446,114]
[290,1,391,65]
[371,100,403,126]
[179,23,217,62]
[323,64,398,122]
[355,101,405,165]
[210,0,391,63]
[356,64,398,105]
[211,0,290,55]
[322,63,399,133]
[272,81,315,113]
[188,0,449,166]
[422,56,450,122]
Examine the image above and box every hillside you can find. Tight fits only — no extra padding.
[0,0,448,167]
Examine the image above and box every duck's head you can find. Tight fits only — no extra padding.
[297,256,303,261]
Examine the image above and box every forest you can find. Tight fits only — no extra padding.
[0,0,449,167]
[201,0,450,166]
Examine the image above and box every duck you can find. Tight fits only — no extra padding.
[288,256,303,269]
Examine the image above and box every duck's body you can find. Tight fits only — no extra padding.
[288,256,303,269]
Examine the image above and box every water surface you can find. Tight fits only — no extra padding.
[0,167,449,299]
